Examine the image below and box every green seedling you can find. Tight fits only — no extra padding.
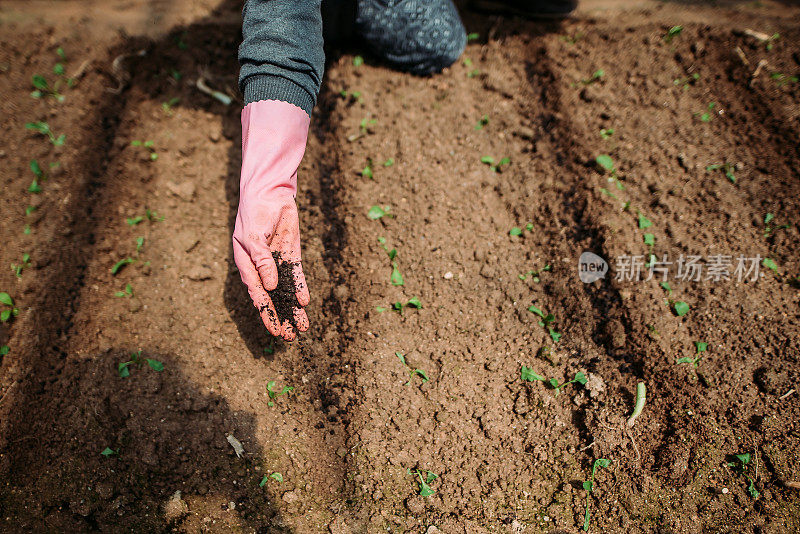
[263,337,276,355]
[376,297,422,314]
[596,154,624,190]
[25,122,65,146]
[126,209,164,226]
[339,89,363,104]
[383,158,394,167]
[407,468,437,497]
[599,128,614,139]
[467,32,480,41]
[763,213,790,237]
[396,352,429,385]
[267,380,294,407]
[377,237,404,286]
[111,258,135,275]
[660,281,672,295]
[361,158,374,179]
[11,253,31,278]
[161,97,181,115]
[518,264,551,282]
[23,225,31,235]
[582,458,612,530]
[0,346,9,356]
[764,33,780,51]
[523,367,587,395]
[560,33,583,45]
[100,447,118,457]
[677,341,707,367]
[637,211,652,229]
[671,300,690,317]
[131,140,158,161]
[118,350,164,377]
[136,236,144,252]
[367,205,393,220]
[31,74,65,102]
[348,117,377,142]
[706,163,735,183]
[664,25,683,43]
[25,205,37,216]
[579,69,604,85]
[462,57,480,78]
[509,222,534,237]
[521,366,544,382]
[260,472,283,487]
[674,72,700,90]
[694,102,716,122]
[474,115,489,130]
[727,452,760,498]
[0,293,20,323]
[481,156,510,173]
[353,55,364,67]
[114,283,134,298]
[170,69,182,81]
[527,304,562,343]
[762,257,778,273]
[770,72,799,86]
[643,233,655,246]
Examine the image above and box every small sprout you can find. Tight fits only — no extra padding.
[136,236,144,252]
[361,158,374,179]
[390,263,404,286]
[111,258,135,275]
[521,366,545,382]
[266,380,294,407]
[595,154,614,172]
[397,351,430,385]
[672,300,690,317]
[270,472,284,483]
[408,468,437,497]
[579,69,604,85]
[763,213,790,237]
[527,304,562,343]
[378,297,422,314]
[118,350,163,377]
[706,162,735,183]
[474,115,489,130]
[480,155,510,173]
[626,382,646,427]
[147,359,164,371]
[643,233,655,246]
[599,128,614,139]
[259,475,269,487]
[637,212,652,229]
[353,55,364,67]
[660,281,672,295]
[25,205,37,216]
[664,25,683,43]
[677,341,707,367]
[127,216,144,226]
[467,32,480,41]
[146,209,164,222]
[509,227,523,236]
[0,292,20,323]
[0,346,9,356]
[383,158,394,167]
[770,72,798,86]
[560,33,583,45]
[11,253,32,278]
[31,74,65,102]
[114,283,134,298]
[367,205,392,220]
[582,458,612,531]
[131,140,158,161]
[695,102,716,122]
[727,452,760,499]
[761,257,778,273]
[549,372,586,396]
[463,58,480,77]
[348,117,377,142]
[518,264,550,282]
[25,122,65,146]
[100,447,118,457]
[339,90,364,104]
[674,72,700,90]
[161,97,181,115]
[765,33,780,51]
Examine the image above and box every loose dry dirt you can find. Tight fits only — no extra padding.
[1,0,799,532]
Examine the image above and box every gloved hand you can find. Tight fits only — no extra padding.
[233,100,311,341]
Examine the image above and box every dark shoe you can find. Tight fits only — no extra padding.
[470,0,578,19]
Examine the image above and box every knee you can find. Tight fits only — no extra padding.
[356,0,467,75]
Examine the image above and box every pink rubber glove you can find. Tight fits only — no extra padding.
[233,100,311,341]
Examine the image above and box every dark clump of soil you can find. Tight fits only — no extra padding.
[268,251,302,330]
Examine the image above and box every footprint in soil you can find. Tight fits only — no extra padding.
[267,251,303,332]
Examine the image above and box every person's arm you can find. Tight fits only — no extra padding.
[234,0,323,341]
[238,0,325,115]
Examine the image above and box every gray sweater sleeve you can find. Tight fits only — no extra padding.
[238,0,325,116]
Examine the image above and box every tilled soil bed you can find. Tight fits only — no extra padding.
[1,0,799,532]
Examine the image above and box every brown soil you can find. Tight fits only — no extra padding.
[269,252,303,332]
[1,0,800,532]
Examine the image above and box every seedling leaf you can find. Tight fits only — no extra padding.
[673,301,690,317]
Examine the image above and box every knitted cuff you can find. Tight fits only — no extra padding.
[242,74,314,116]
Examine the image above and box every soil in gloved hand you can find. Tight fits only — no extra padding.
[267,251,302,332]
